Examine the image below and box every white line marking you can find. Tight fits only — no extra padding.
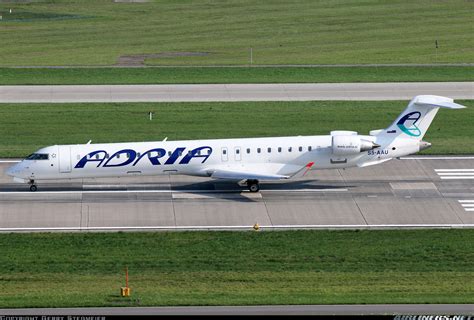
[435,169,474,172]
[172,192,262,199]
[0,160,20,163]
[465,208,474,212]
[83,184,168,188]
[401,157,474,160]
[460,204,474,207]
[262,188,348,192]
[437,173,474,176]
[0,188,348,195]
[458,200,474,203]
[440,177,474,180]
[1,224,473,232]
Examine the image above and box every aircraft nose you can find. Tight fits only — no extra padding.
[5,163,21,177]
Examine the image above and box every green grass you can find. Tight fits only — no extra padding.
[0,230,472,307]
[0,100,472,158]
[0,0,472,66]
[1,66,473,85]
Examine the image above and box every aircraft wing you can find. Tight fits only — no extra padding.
[209,169,289,181]
[207,161,315,181]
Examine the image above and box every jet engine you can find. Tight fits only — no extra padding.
[332,135,379,155]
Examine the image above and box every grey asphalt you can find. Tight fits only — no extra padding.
[1,82,473,103]
[1,304,473,315]
[1,156,473,232]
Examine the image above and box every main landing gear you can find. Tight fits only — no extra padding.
[247,179,260,192]
[28,180,37,192]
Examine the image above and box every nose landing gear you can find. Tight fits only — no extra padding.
[28,180,37,192]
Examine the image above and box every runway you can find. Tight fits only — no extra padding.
[0,155,473,232]
[1,82,473,103]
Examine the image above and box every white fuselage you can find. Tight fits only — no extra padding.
[6,134,421,182]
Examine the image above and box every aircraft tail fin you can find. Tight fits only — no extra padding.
[377,95,466,140]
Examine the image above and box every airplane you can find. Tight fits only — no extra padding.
[5,95,466,192]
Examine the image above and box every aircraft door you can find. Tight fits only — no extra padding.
[234,147,241,161]
[58,146,72,173]
[221,147,228,162]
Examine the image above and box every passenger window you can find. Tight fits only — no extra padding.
[137,152,141,158]
[178,151,183,156]
[247,148,250,154]
[308,146,312,151]
[95,154,100,160]
[223,149,227,155]
[257,148,261,153]
[207,149,211,155]
[168,151,172,156]
[288,147,292,152]
[267,147,271,153]
[278,147,282,152]
[117,154,120,159]
[299,146,303,152]
[236,149,240,154]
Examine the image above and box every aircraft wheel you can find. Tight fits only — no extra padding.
[29,185,37,192]
[247,180,260,192]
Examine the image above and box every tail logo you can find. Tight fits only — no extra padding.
[396,111,422,137]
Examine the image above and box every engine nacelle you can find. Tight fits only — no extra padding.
[332,135,378,155]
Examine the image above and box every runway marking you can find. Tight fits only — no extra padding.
[401,156,474,160]
[390,182,437,190]
[1,224,473,233]
[439,176,474,180]
[435,169,474,172]
[83,184,169,188]
[0,160,20,163]
[435,169,474,180]
[458,200,474,212]
[172,192,262,199]
[0,188,348,195]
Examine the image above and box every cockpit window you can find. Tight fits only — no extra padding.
[26,153,49,160]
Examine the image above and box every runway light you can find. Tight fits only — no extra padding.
[253,223,260,231]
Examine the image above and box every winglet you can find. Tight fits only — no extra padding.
[290,162,315,179]
[303,162,315,176]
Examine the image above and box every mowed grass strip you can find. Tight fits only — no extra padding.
[0,0,472,66]
[0,230,472,307]
[0,100,472,158]
[1,66,473,85]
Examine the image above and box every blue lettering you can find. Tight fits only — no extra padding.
[133,148,166,166]
[103,149,137,168]
[75,150,107,168]
[75,146,213,169]
[179,146,212,164]
[164,147,186,165]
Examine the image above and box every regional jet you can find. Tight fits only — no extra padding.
[6,95,465,192]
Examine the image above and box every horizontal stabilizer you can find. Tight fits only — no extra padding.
[414,95,466,109]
